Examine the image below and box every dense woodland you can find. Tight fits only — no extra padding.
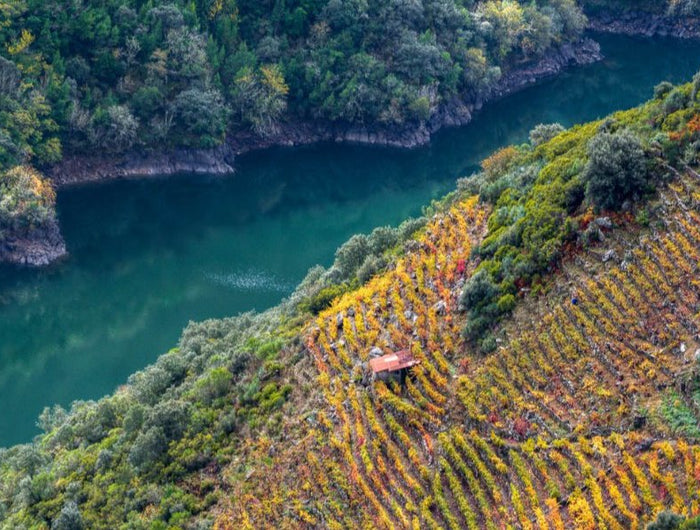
[0,0,589,160]
[2,59,700,527]
[581,0,700,16]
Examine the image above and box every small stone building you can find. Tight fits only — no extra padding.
[369,350,420,375]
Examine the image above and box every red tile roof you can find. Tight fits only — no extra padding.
[369,350,420,373]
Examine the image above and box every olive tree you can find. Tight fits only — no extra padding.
[51,501,83,530]
[582,128,650,211]
[334,234,370,278]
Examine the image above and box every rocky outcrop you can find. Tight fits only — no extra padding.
[0,220,67,266]
[487,38,602,99]
[588,11,700,39]
[49,144,235,186]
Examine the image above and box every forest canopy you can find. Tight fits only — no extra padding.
[0,0,588,163]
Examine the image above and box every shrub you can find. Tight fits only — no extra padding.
[0,166,56,236]
[460,269,503,342]
[301,283,350,314]
[334,234,371,277]
[692,72,700,101]
[148,400,190,440]
[409,96,431,121]
[194,367,232,404]
[37,405,68,434]
[123,404,146,434]
[51,500,83,530]
[289,265,326,305]
[129,366,177,405]
[459,269,499,313]
[582,128,650,211]
[663,88,689,115]
[129,427,168,469]
[496,294,516,312]
[529,123,565,147]
[398,217,427,240]
[482,146,519,178]
[357,255,386,284]
[479,334,498,354]
[368,226,399,254]
[646,511,685,530]
[654,81,674,100]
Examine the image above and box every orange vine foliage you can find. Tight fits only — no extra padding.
[217,170,700,529]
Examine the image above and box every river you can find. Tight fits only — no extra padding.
[1,33,699,446]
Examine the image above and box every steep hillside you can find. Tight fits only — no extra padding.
[215,174,700,529]
[5,76,700,529]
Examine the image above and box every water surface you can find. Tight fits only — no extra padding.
[2,34,700,446]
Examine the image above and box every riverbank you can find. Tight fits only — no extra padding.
[587,10,700,39]
[45,15,700,188]
[49,145,236,187]
[0,220,66,266]
[48,38,601,186]
[14,21,696,266]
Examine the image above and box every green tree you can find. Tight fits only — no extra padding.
[529,123,565,146]
[170,88,229,147]
[583,128,650,211]
[231,65,289,136]
[51,501,83,530]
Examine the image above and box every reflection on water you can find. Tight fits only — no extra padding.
[204,270,295,292]
[1,34,700,446]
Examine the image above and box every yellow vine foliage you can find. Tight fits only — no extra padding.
[222,171,700,529]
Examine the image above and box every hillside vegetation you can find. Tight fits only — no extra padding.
[0,0,587,158]
[3,70,700,528]
[0,0,596,248]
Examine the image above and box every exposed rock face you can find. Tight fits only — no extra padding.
[0,220,67,266]
[487,38,602,99]
[49,144,235,186]
[588,11,700,39]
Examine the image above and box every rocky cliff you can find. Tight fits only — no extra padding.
[49,145,235,186]
[0,220,66,267]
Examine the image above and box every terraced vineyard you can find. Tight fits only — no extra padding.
[216,171,700,529]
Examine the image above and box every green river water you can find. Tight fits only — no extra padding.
[1,34,700,446]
